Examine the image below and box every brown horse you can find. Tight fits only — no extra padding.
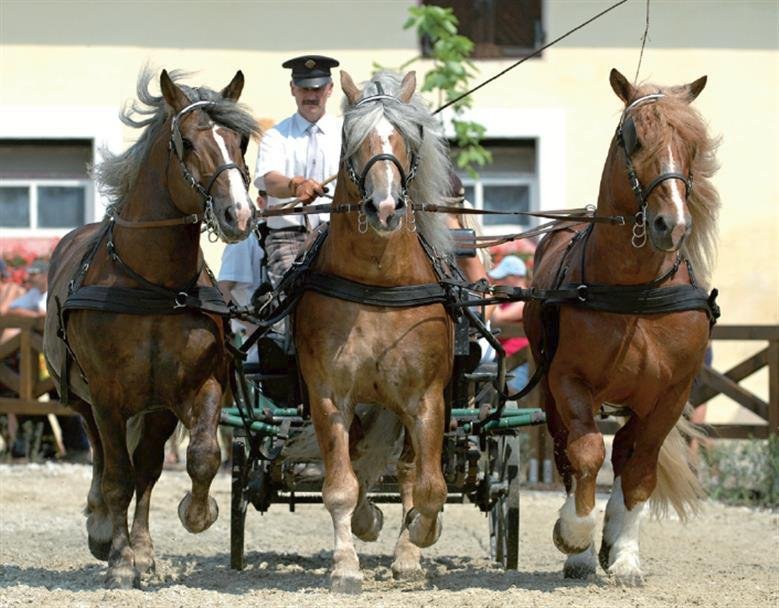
[294,70,455,593]
[524,69,720,584]
[43,68,259,588]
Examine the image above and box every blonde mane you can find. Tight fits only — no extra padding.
[630,84,721,288]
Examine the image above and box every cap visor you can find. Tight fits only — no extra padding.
[293,76,331,89]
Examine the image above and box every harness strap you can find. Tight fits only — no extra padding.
[301,272,448,308]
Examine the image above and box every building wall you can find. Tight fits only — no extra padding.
[2,0,776,406]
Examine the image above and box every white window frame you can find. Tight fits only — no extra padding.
[1,178,94,236]
[461,173,538,236]
[0,106,122,238]
[440,105,566,222]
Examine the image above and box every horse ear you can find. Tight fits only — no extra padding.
[398,71,416,104]
[221,70,245,101]
[160,69,189,113]
[340,70,361,105]
[679,75,707,103]
[609,68,634,104]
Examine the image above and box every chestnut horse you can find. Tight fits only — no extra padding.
[294,70,454,592]
[524,69,720,584]
[43,68,259,588]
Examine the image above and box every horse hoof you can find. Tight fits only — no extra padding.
[608,555,644,586]
[134,553,156,575]
[553,519,590,555]
[405,508,442,549]
[563,547,597,579]
[105,566,140,590]
[88,535,111,562]
[598,540,612,572]
[178,492,219,533]
[352,503,383,542]
[391,563,425,581]
[331,571,363,594]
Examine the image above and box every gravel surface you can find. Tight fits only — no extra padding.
[0,463,776,607]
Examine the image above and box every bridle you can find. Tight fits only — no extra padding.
[111,100,250,242]
[616,93,694,248]
[343,88,421,232]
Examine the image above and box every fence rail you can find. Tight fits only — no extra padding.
[1,318,776,436]
[0,316,75,417]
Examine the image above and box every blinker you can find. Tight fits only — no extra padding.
[171,125,185,158]
[622,116,638,156]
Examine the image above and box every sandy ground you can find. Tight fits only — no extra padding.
[0,463,776,608]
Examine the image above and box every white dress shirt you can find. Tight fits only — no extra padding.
[218,235,265,307]
[254,112,342,229]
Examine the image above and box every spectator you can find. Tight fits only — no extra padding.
[488,255,531,394]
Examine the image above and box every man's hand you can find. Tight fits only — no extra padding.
[289,176,324,204]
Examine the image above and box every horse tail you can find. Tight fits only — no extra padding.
[650,403,707,521]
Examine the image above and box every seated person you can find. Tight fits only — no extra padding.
[488,255,530,394]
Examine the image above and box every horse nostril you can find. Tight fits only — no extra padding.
[224,206,236,225]
[653,215,669,233]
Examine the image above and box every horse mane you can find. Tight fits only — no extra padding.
[341,71,453,255]
[630,83,721,288]
[95,66,261,214]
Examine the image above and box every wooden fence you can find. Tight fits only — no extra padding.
[1,317,776,434]
[0,315,74,417]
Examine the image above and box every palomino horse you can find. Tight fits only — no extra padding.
[524,69,720,584]
[43,68,259,588]
[294,70,454,592]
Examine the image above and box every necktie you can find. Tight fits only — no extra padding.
[306,123,322,182]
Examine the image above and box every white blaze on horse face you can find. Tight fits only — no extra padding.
[666,144,687,224]
[374,117,398,225]
[212,125,253,230]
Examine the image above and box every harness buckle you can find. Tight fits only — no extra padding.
[576,284,589,302]
[174,292,189,309]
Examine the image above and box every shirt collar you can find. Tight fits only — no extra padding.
[292,112,335,135]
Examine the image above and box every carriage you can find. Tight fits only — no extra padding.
[221,305,546,571]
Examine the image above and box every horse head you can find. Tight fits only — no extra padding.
[160,70,254,243]
[340,70,419,234]
[609,68,708,252]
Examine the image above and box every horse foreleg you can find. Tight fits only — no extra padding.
[92,402,138,589]
[130,409,178,574]
[311,393,362,594]
[179,377,222,533]
[605,388,693,586]
[404,389,447,549]
[552,376,603,579]
[391,433,424,580]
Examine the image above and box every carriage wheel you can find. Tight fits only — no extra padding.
[488,435,520,570]
[230,434,249,570]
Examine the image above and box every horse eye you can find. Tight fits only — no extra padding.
[181,138,194,151]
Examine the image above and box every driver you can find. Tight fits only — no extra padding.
[254,54,342,287]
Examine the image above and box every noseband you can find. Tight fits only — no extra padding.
[169,100,251,241]
[344,89,421,212]
[616,94,693,248]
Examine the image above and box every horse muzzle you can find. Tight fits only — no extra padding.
[647,209,691,252]
[364,195,405,232]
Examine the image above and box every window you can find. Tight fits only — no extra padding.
[0,139,93,233]
[423,0,544,59]
[453,139,537,235]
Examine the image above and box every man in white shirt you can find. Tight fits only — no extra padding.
[254,54,342,287]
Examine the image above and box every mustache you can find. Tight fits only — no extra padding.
[303,99,320,105]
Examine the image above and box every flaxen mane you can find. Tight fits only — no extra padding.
[341,71,453,255]
[626,84,721,288]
